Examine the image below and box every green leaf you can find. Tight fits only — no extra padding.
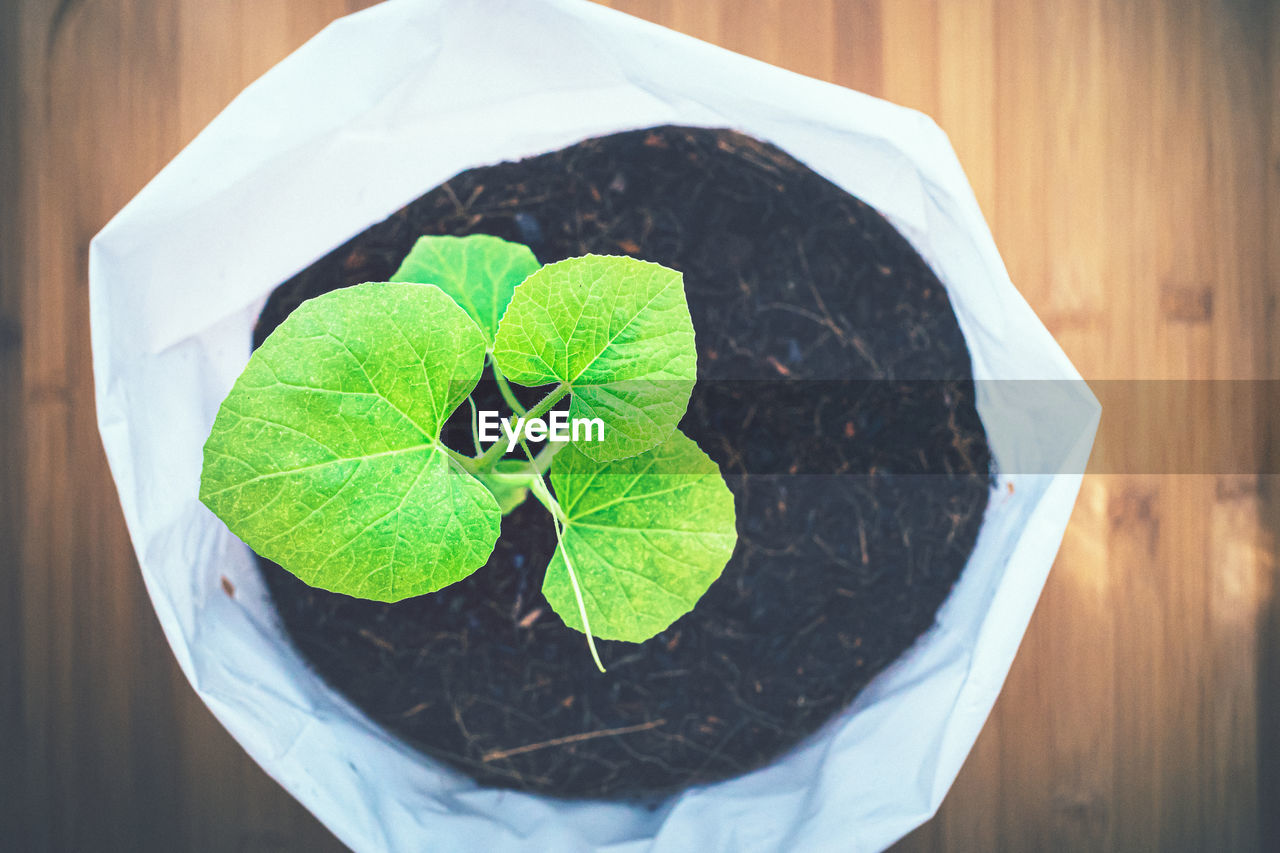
[199,282,499,602]
[390,234,540,347]
[492,255,696,462]
[541,430,737,642]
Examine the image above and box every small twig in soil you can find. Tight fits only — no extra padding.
[358,628,395,653]
[517,607,543,629]
[441,181,465,215]
[481,719,667,763]
[812,534,853,570]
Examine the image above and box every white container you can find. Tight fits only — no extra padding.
[90,1,1099,850]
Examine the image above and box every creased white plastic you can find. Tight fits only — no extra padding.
[89,1,1099,851]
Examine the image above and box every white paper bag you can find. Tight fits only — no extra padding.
[90,1,1099,850]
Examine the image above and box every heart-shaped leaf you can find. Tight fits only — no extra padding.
[391,234,540,347]
[492,255,696,461]
[200,282,499,602]
[541,430,737,642]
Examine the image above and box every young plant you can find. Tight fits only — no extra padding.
[200,235,737,671]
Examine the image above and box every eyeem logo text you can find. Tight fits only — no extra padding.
[477,410,605,452]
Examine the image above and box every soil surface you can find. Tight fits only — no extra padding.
[253,126,992,798]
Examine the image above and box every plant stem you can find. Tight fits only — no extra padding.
[530,438,566,475]
[524,461,566,525]
[489,355,527,416]
[556,531,606,673]
[472,382,570,473]
[515,436,604,673]
[443,444,480,476]
[465,395,482,455]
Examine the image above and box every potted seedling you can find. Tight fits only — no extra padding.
[213,124,996,802]
[200,238,738,674]
[91,2,1097,849]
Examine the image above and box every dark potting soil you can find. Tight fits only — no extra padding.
[251,126,992,799]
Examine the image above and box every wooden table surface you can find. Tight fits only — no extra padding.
[2,1,1276,850]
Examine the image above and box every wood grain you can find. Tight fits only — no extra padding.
[1,0,1274,850]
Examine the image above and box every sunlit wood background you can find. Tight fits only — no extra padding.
[2,0,1276,850]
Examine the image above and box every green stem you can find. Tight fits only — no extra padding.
[555,527,604,676]
[473,383,570,473]
[489,355,527,416]
[465,395,482,456]
[530,438,566,475]
[523,460,566,525]
[556,529,606,673]
[515,436,604,673]
[443,444,480,476]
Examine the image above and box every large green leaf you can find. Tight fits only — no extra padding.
[491,255,696,462]
[199,282,499,602]
[390,234,540,347]
[541,430,737,642]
